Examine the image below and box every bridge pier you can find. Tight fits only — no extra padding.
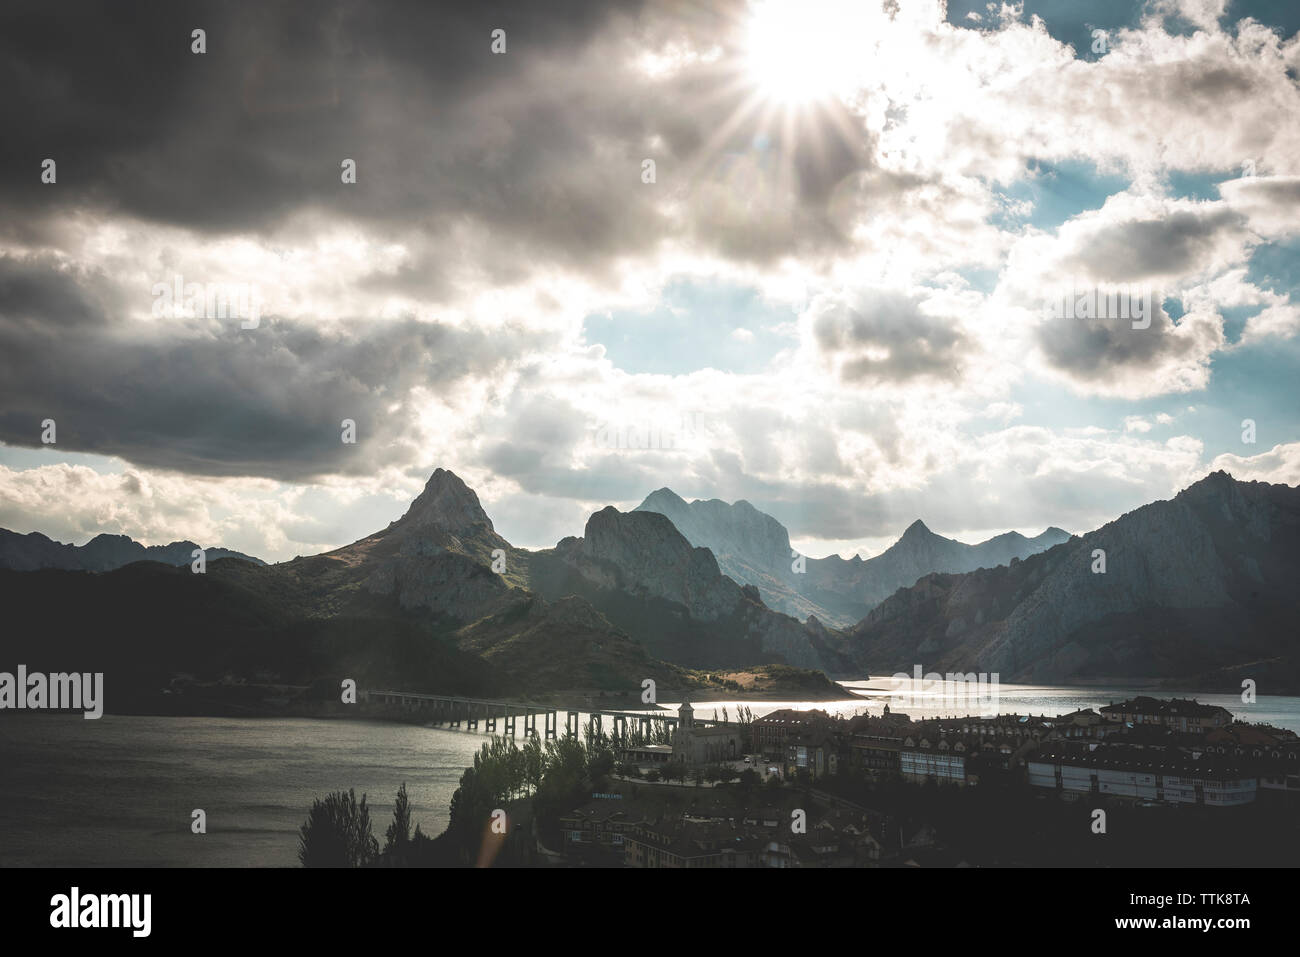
[545,710,557,739]
[486,714,496,732]
[566,711,579,737]
[504,714,516,737]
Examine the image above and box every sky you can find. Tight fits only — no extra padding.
[1,0,1298,563]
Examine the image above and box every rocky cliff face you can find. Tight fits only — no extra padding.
[525,505,848,672]
[845,472,1300,684]
[565,507,741,621]
[0,528,264,571]
[634,490,1069,627]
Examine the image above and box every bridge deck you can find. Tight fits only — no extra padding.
[365,690,677,721]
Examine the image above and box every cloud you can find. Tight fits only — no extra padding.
[806,288,969,385]
[1202,441,1300,485]
[0,0,1297,565]
[0,255,554,479]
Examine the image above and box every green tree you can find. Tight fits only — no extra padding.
[383,783,411,857]
[298,789,379,868]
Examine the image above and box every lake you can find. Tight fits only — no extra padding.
[2,679,1296,866]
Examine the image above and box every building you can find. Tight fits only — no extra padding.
[671,698,742,765]
[623,816,764,868]
[751,708,833,757]
[1099,697,1233,733]
[621,743,673,766]
[785,730,837,781]
[900,740,969,785]
[1202,725,1300,802]
[1028,743,1257,806]
[558,799,648,860]
[622,804,885,868]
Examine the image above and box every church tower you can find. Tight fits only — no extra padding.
[678,696,694,729]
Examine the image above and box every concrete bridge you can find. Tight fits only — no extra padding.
[363,690,679,740]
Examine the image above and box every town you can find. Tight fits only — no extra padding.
[517,695,1300,868]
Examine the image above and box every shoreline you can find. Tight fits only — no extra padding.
[23,673,1289,722]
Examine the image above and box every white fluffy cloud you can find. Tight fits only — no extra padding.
[1,0,1297,563]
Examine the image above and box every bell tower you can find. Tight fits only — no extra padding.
[678,695,694,729]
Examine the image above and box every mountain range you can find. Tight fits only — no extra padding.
[0,529,264,572]
[634,488,1069,627]
[1,468,1296,697]
[845,471,1300,686]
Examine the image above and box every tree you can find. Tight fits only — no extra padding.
[298,789,379,868]
[383,783,411,857]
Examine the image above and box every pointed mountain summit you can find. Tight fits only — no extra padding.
[394,468,496,535]
[898,519,937,541]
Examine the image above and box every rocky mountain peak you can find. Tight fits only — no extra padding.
[395,468,494,535]
[898,519,937,542]
[640,487,688,511]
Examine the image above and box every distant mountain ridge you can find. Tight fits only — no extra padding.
[0,528,265,571]
[633,489,1069,627]
[843,471,1300,686]
[4,468,1294,698]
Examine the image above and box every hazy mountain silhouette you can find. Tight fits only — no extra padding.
[634,488,1068,626]
[0,529,264,571]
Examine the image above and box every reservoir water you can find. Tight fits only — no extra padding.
[2,679,1295,867]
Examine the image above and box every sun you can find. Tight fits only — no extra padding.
[743,0,869,106]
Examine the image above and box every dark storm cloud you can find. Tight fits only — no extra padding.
[0,256,553,478]
[0,0,644,226]
[0,0,886,278]
[0,255,114,329]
